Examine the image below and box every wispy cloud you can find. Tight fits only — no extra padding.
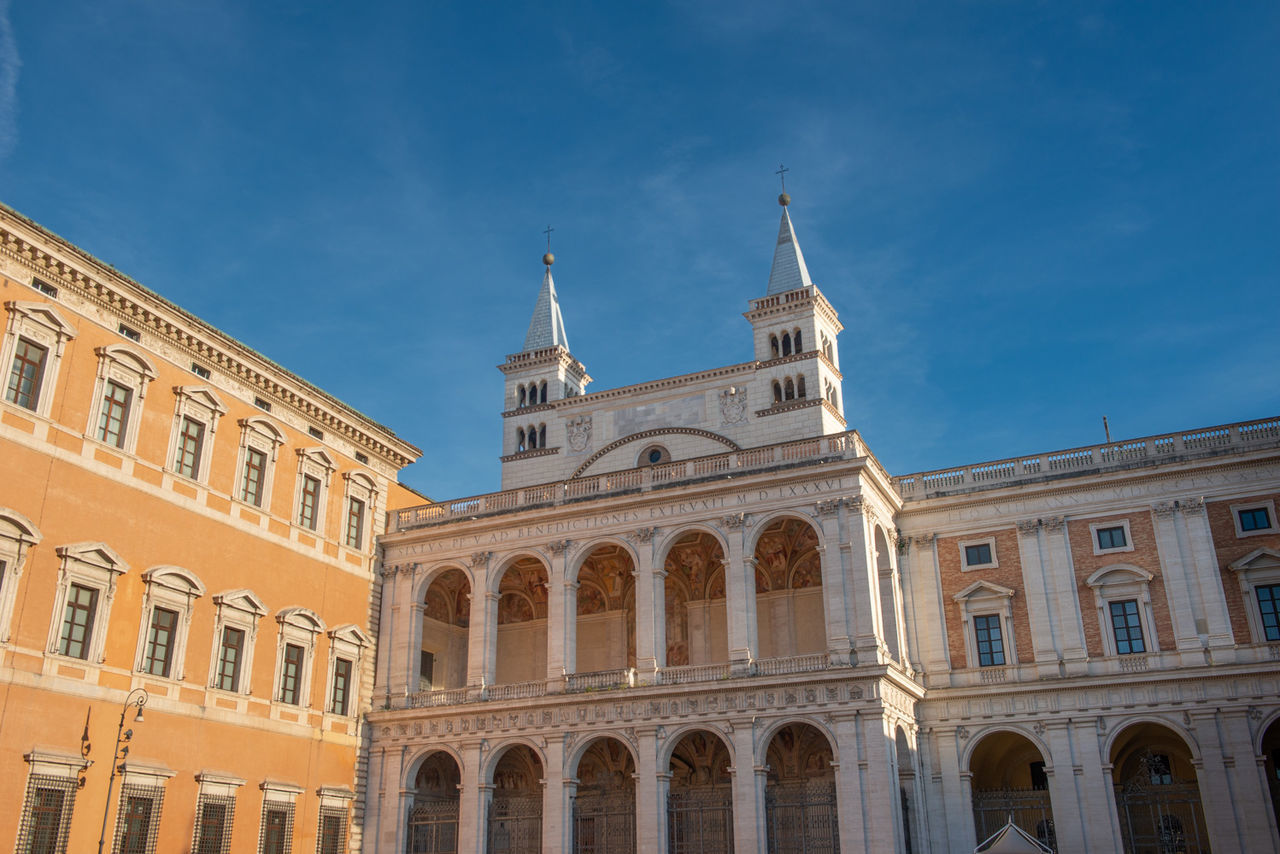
[0,0,18,161]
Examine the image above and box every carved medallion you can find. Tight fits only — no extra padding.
[566,416,592,453]
[720,387,748,425]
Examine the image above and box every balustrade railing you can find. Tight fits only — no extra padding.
[753,653,830,676]
[405,686,471,709]
[392,431,869,531]
[486,680,547,701]
[657,663,731,685]
[896,417,1280,499]
[566,668,634,693]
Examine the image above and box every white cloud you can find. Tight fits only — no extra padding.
[0,0,17,161]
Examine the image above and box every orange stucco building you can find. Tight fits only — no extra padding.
[0,203,420,854]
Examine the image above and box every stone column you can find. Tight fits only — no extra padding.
[630,527,661,679]
[635,727,665,854]
[858,712,898,848]
[394,747,415,854]
[546,541,574,689]
[1040,721,1087,853]
[1014,519,1065,670]
[904,534,950,680]
[405,598,425,695]
[832,715,868,853]
[937,727,976,853]
[364,746,390,854]
[1040,517,1090,668]
[542,735,570,854]
[722,515,758,668]
[1150,502,1208,656]
[844,496,880,661]
[1179,498,1235,649]
[814,499,852,663]
[456,739,488,854]
[1190,707,1274,850]
[1073,718,1125,851]
[731,721,766,854]
[465,557,493,688]
[376,566,400,700]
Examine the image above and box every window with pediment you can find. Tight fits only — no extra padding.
[208,589,268,695]
[133,567,205,680]
[953,580,1017,669]
[2,300,76,417]
[167,386,226,483]
[341,472,377,551]
[273,607,325,707]
[46,542,128,664]
[1085,565,1160,657]
[86,345,156,453]
[0,507,41,643]
[1229,547,1280,644]
[324,624,370,717]
[293,449,336,533]
[235,418,285,509]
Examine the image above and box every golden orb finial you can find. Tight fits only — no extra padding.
[778,192,791,207]
[543,252,555,267]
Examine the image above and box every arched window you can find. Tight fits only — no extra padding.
[539,381,548,404]
[517,428,526,452]
[797,375,806,398]
[517,386,526,408]
[538,424,546,447]
[527,427,537,450]
[781,333,792,357]
[784,378,795,401]
[773,381,782,404]
[770,335,780,359]
[794,329,803,353]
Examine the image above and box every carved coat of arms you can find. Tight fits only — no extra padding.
[720,387,748,425]
[566,416,592,452]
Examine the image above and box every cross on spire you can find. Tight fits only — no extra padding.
[543,224,554,252]
[776,163,789,193]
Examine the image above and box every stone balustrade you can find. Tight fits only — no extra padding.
[895,417,1280,500]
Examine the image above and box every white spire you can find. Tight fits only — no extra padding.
[522,266,570,352]
[765,207,814,296]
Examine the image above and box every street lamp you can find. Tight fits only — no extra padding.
[96,688,148,854]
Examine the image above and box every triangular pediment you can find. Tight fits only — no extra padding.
[328,623,371,648]
[174,385,227,415]
[7,300,76,338]
[953,580,1014,602]
[1230,547,1280,572]
[213,588,268,616]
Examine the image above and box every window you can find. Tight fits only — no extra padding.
[1257,584,1280,642]
[15,754,80,854]
[279,643,304,704]
[117,323,141,342]
[341,471,378,552]
[420,649,435,691]
[308,426,324,440]
[0,508,42,644]
[166,386,226,483]
[1097,526,1126,550]
[1029,761,1048,791]
[236,418,285,509]
[253,397,272,412]
[7,337,47,410]
[1227,547,1280,644]
[344,498,364,549]
[31,278,59,298]
[112,788,163,854]
[1086,565,1159,658]
[316,807,348,854]
[46,543,127,665]
[1,300,76,418]
[193,795,236,854]
[973,614,1005,666]
[216,627,246,692]
[1231,500,1278,537]
[953,580,1017,669]
[273,607,325,710]
[330,657,352,715]
[134,566,204,681]
[293,449,335,533]
[325,624,369,717]
[257,789,299,854]
[207,589,267,695]
[1109,599,1146,654]
[59,583,98,659]
[176,417,206,478]
[1148,754,1173,785]
[297,476,320,530]
[191,363,211,379]
[960,536,998,570]
[97,381,132,447]
[142,607,178,677]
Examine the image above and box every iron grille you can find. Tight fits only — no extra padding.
[668,787,734,854]
[316,806,349,854]
[407,798,459,854]
[766,781,839,854]
[572,792,636,854]
[486,794,542,854]
[13,773,78,854]
[971,788,1056,852]
[112,783,166,854]
[192,794,237,854]
[258,801,296,854]
[1115,780,1210,853]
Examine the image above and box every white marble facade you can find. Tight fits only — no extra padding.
[365,202,1280,853]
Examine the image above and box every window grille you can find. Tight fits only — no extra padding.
[192,794,237,854]
[259,802,296,854]
[111,782,166,854]
[316,807,348,854]
[14,773,78,854]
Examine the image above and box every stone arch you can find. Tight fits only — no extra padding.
[574,541,636,673]
[486,741,545,850]
[961,725,1053,775]
[570,428,741,479]
[483,738,548,785]
[967,727,1057,851]
[569,537,640,586]
[658,724,737,771]
[756,716,839,768]
[763,721,840,853]
[656,524,730,564]
[493,556,549,685]
[1107,719,1210,852]
[1101,715,1201,765]
[567,732,641,775]
[412,562,475,605]
[751,515,826,659]
[875,525,902,662]
[662,529,729,667]
[1260,714,1280,836]
[404,745,466,791]
[667,728,735,853]
[746,510,828,555]
[489,551,551,595]
[572,736,638,853]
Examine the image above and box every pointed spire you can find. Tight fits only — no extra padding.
[523,255,571,352]
[766,202,814,296]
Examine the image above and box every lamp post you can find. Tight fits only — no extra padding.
[96,688,148,854]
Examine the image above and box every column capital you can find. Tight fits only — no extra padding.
[547,539,574,556]
[469,551,492,569]
[627,527,659,544]
[1016,519,1040,535]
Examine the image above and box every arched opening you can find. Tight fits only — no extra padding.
[875,527,902,662]
[527,426,538,450]
[408,751,461,854]
[754,517,825,660]
[538,424,546,448]
[668,730,733,854]
[784,378,795,401]
[1110,722,1209,852]
[420,569,470,692]
[518,386,526,408]
[969,730,1057,851]
[663,531,728,668]
[770,335,780,359]
[573,738,636,854]
[495,558,548,685]
[773,381,783,404]
[488,745,543,854]
[782,332,792,357]
[539,381,548,404]
[797,375,806,398]
[765,722,838,854]
[793,329,803,353]
[575,545,636,676]
[1263,717,1280,836]
[896,727,917,854]
[517,428,526,452]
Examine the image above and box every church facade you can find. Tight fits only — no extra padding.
[368,197,1280,853]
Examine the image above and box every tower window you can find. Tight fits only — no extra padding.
[781,332,792,357]
[516,428,526,452]
[794,329,803,353]
[797,375,806,398]
[538,424,546,447]
[784,378,795,400]
[518,386,527,408]
[539,381,548,404]
[770,335,780,359]
[773,381,782,404]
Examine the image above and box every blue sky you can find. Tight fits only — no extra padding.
[1,1,1277,500]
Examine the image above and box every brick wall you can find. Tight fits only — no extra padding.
[1207,492,1280,642]
[937,527,1030,667]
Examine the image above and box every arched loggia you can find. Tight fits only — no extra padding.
[1109,721,1209,853]
[668,730,734,854]
[753,517,825,660]
[574,544,636,677]
[407,751,461,854]
[572,737,637,854]
[494,557,549,686]
[420,568,470,692]
[968,729,1057,851]
[764,721,839,854]
[663,531,729,668]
